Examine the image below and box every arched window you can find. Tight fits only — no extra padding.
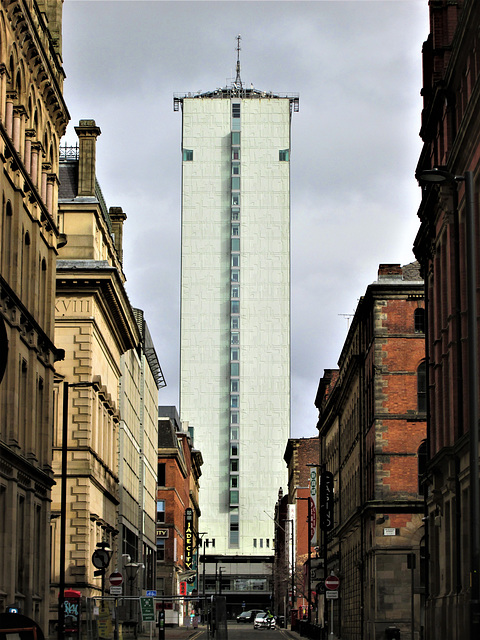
[414,308,425,333]
[417,361,426,413]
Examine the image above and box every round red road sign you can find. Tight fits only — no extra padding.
[109,572,123,586]
[325,575,340,590]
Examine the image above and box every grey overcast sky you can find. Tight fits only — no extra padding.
[61,0,429,439]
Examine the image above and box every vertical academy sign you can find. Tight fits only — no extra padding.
[184,508,194,571]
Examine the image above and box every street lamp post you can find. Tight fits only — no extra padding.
[124,561,143,631]
[202,538,214,625]
[218,567,225,596]
[291,519,295,620]
[58,381,95,640]
[296,497,313,623]
[195,533,207,620]
[417,167,480,635]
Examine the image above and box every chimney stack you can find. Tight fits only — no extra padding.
[74,120,101,197]
[109,207,127,265]
[378,264,402,279]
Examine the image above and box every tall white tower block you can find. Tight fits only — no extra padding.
[175,55,299,612]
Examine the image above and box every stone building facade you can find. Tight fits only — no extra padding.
[0,0,68,626]
[413,1,480,637]
[50,120,159,630]
[315,264,426,640]
[118,308,165,601]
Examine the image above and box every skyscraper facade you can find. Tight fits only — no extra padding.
[175,56,298,613]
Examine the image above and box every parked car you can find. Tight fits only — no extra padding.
[253,612,275,629]
[236,610,264,623]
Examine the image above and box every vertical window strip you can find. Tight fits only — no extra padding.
[229,107,241,530]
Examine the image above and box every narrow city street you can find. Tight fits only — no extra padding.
[160,622,299,640]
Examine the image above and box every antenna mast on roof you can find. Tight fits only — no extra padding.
[235,34,242,89]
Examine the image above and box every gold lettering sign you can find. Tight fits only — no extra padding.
[184,508,194,570]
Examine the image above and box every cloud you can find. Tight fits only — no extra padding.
[62,0,429,436]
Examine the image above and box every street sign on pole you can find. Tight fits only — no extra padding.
[325,575,340,590]
[139,597,155,622]
[110,586,122,596]
[326,590,338,599]
[109,572,123,587]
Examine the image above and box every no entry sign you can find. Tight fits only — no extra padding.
[325,575,340,590]
[109,572,123,587]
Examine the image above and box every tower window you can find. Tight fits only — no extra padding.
[230,511,239,546]
[231,132,241,145]
[183,149,193,161]
[279,149,290,161]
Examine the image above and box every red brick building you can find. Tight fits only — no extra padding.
[156,407,203,623]
[315,263,426,640]
[274,437,319,624]
[413,1,480,637]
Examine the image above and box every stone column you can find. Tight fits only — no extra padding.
[24,129,35,174]
[46,172,58,215]
[41,162,51,205]
[0,64,8,124]
[5,90,16,139]
[30,142,43,190]
[13,105,27,158]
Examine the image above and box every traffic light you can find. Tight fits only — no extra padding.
[179,581,187,596]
